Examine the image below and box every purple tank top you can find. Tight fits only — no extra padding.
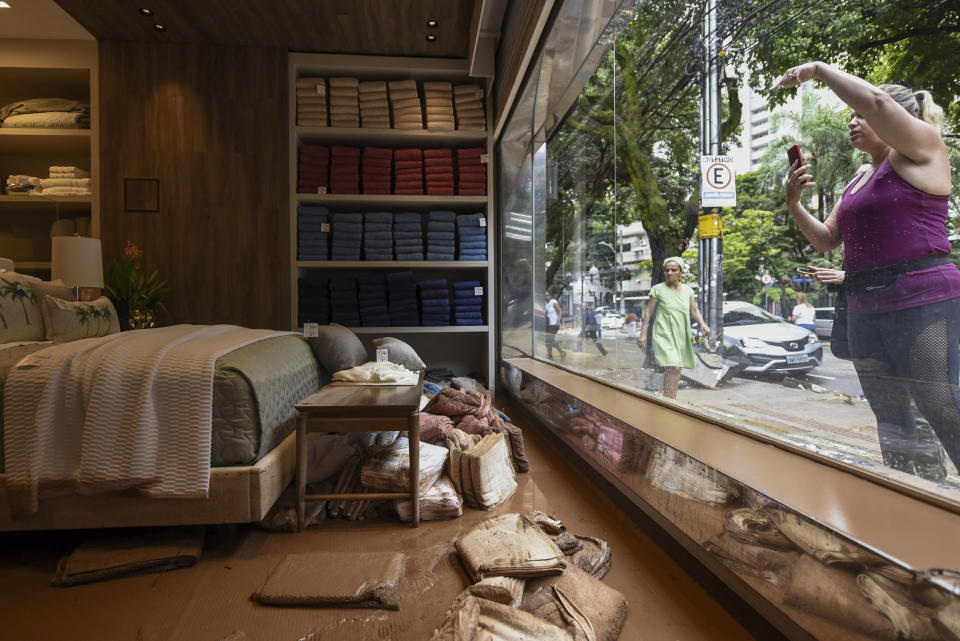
[836,156,960,313]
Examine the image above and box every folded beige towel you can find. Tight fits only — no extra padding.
[430,592,569,641]
[329,77,359,88]
[522,565,628,641]
[456,513,566,581]
[252,551,405,609]
[388,79,417,92]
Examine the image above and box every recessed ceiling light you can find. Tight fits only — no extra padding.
[426,19,438,28]
[426,34,437,42]
[0,2,11,8]
[152,23,166,32]
[139,8,153,16]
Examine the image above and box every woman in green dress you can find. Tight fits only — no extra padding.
[637,257,710,398]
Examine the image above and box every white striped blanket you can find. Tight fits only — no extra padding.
[4,324,294,518]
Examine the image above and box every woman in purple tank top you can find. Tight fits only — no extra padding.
[773,63,960,479]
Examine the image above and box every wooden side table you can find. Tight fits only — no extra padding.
[295,370,424,530]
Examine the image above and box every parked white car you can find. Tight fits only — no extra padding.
[600,311,625,330]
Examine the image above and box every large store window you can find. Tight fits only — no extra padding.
[498,0,960,508]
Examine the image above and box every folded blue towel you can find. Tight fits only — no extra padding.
[458,254,487,261]
[393,231,422,240]
[363,239,393,249]
[364,222,393,232]
[453,318,483,326]
[299,255,328,261]
[298,232,329,241]
[333,212,363,224]
[454,311,483,320]
[421,314,450,321]
[332,233,363,242]
[395,252,424,261]
[453,280,482,289]
[456,212,485,226]
[426,231,455,240]
[387,270,416,282]
[427,221,455,232]
[394,222,422,232]
[364,232,393,243]
[333,222,363,233]
[419,292,449,302]
[428,210,457,222]
[421,320,449,326]
[458,240,487,250]
[427,252,455,261]
[418,279,448,289]
[365,253,393,261]
[457,225,486,237]
[394,244,424,252]
[298,205,330,214]
[331,252,361,261]
[364,211,393,224]
[394,212,422,224]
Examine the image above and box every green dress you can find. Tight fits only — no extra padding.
[649,282,696,369]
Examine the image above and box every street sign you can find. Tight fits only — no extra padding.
[761,273,773,285]
[700,155,736,208]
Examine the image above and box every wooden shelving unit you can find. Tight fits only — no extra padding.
[288,53,495,384]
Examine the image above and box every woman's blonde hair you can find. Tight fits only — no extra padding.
[879,84,945,133]
[796,292,812,307]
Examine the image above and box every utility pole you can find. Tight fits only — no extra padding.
[698,0,724,342]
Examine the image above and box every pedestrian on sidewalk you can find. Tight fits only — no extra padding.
[637,257,710,399]
[545,291,566,361]
[580,303,608,356]
[789,292,816,332]
[775,62,960,476]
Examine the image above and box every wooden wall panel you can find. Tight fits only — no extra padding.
[492,0,554,136]
[99,41,289,329]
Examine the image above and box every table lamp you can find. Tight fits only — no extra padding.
[51,235,104,300]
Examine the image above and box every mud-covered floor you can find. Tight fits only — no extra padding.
[0,400,768,641]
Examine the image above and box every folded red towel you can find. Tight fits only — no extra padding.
[456,147,485,159]
[426,186,456,196]
[363,147,393,159]
[363,180,392,189]
[362,169,392,179]
[364,188,393,195]
[394,181,424,190]
[423,148,453,159]
[424,158,453,169]
[331,145,361,156]
[394,169,423,178]
[394,160,424,171]
[458,188,486,195]
[394,148,423,161]
[330,186,360,194]
[394,188,425,195]
[425,172,455,182]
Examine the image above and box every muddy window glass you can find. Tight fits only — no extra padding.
[497,0,960,508]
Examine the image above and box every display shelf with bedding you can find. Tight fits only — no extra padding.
[0,47,99,279]
[289,53,494,388]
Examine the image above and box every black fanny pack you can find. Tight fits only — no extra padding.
[844,254,953,295]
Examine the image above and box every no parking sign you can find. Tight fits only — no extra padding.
[700,155,736,208]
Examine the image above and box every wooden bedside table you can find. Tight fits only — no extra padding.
[295,370,424,530]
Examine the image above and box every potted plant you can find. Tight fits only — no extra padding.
[104,241,171,329]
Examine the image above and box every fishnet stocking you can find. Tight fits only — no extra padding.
[908,318,960,470]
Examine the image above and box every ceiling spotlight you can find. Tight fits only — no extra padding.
[0,2,11,8]
[139,7,153,15]
[426,34,437,42]
[426,19,438,28]
[152,23,166,32]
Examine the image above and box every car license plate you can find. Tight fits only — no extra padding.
[785,353,808,364]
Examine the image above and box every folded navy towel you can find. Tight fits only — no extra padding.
[298,232,329,241]
[427,231,455,240]
[364,211,394,224]
[453,280,483,289]
[393,231,422,240]
[458,254,486,261]
[421,320,450,326]
[386,270,416,283]
[395,252,424,261]
[418,279,448,289]
[457,225,486,237]
[456,212,485,226]
[331,252,362,261]
[421,312,451,321]
[329,278,358,290]
[365,253,393,261]
[428,210,457,222]
[299,222,330,231]
[453,318,483,326]
[364,239,393,250]
[419,291,449,302]
[454,312,483,320]
[333,212,364,224]
[394,212,422,224]
[364,222,393,232]
[427,221,455,232]
[331,233,363,242]
[427,252,455,261]
[364,232,392,242]
[394,222,422,232]
[459,239,487,249]
[333,221,363,232]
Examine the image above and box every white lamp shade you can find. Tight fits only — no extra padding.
[51,236,104,288]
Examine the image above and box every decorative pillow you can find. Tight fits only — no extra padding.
[372,336,425,371]
[0,271,44,342]
[28,278,74,302]
[41,295,121,342]
[307,323,368,373]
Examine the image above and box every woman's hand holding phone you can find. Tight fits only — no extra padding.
[785,146,815,206]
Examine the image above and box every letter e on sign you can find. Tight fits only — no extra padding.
[700,155,737,208]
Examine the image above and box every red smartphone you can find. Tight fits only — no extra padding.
[787,144,804,168]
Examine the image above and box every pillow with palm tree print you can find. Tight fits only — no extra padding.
[0,271,45,343]
[40,295,121,343]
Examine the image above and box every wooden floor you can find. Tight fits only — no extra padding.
[0,402,766,641]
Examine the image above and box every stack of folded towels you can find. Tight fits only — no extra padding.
[329,146,360,194]
[359,80,390,129]
[329,276,360,327]
[426,210,456,261]
[363,211,393,261]
[362,147,392,195]
[387,271,420,327]
[298,273,330,327]
[331,212,363,261]
[424,148,455,196]
[453,280,484,325]
[297,205,330,261]
[457,147,487,196]
[357,273,390,327]
[388,79,423,130]
[419,279,451,326]
[297,145,330,193]
[454,84,486,131]
[393,212,424,260]
[393,148,424,195]
[295,77,328,127]
[40,165,91,196]
[456,213,487,261]
[423,81,455,131]
[328,77,360,128]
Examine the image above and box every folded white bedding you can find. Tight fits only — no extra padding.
[332,361,419,384]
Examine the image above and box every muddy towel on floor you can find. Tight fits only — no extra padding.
[252,551,405,608]
[456,513,566,581]
[527,511,582,555]
[360,436,448,494]
[522,565,628,641]
[569,535,612,580]
[430,591,570,641]
[468,576,525,607]
[53,526,204,586]
[395,474,463,522]
[446,430,517,509]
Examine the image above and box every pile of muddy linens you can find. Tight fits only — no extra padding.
[431,511,627,641]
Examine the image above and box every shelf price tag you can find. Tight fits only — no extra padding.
[303,323,319,337]
[316,83,325,96]
[478,217,486,227]
[320,223,331,232]
[376,347,389,364]
[474,286,484,296]
[479,154,489,165]
[317,186,327,195]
